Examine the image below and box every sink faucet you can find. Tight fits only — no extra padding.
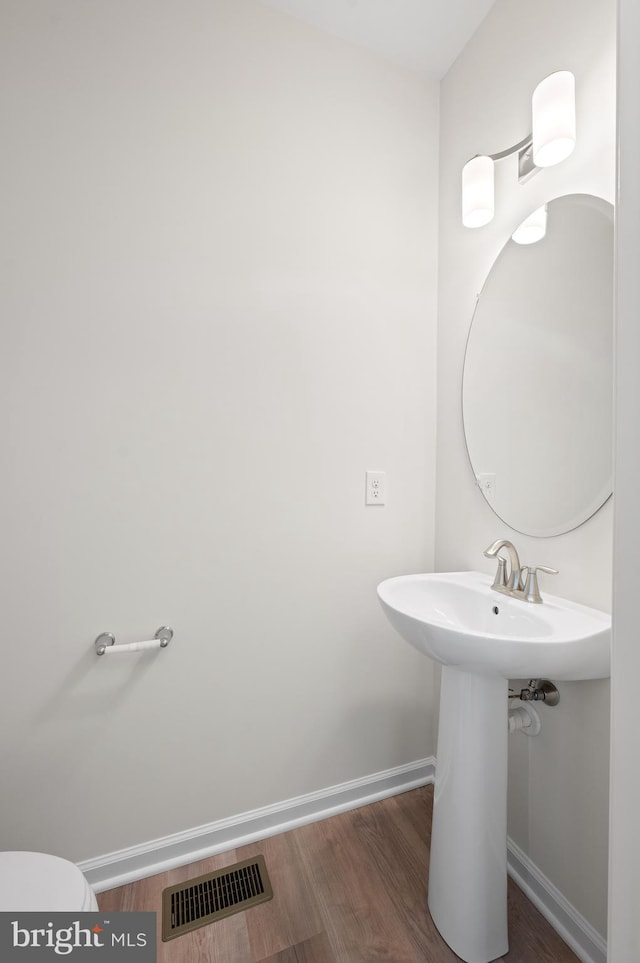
[483,539,558,603]
[484,539,523,593]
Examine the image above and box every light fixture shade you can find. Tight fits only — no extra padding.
[462,155,495,228]
[511,204,548,245]
[532,71,576,168]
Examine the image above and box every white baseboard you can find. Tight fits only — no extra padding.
[80,755,607,963]
[80,756,436,893]
[507,836,607,963]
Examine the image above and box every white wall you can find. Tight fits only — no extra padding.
[608,0,640,957]
[437,0,615,937]
[0,0,439,863]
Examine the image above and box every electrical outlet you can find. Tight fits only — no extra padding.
[366,470,386,506]
[477,473,496,501]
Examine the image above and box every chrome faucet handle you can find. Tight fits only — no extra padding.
[484,542,511,591]
[490,555,508,590]
[520,565,558,603]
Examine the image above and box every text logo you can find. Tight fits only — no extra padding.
[0,913,156,961]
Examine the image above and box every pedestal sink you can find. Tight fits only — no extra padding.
[377,571,611,963]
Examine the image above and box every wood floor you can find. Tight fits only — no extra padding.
[98,786,578,962]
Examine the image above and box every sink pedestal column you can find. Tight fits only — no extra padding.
[428,666,509,963]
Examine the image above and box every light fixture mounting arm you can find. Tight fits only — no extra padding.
[487,134,537,183]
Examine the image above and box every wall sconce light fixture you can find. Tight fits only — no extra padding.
[462,71,576,230]
[511,204,548,245]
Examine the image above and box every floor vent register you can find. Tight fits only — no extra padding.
[161,855,273,941]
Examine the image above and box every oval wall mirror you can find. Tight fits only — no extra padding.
[462,193,614,538]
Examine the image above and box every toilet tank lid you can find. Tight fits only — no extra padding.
[0,851,91,911]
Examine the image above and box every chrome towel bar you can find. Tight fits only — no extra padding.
[95,626,173,656]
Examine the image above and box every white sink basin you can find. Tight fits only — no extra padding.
[377,570,610,681]
[377,570,612,962]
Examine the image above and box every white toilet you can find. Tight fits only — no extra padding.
[0,852,98,911]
